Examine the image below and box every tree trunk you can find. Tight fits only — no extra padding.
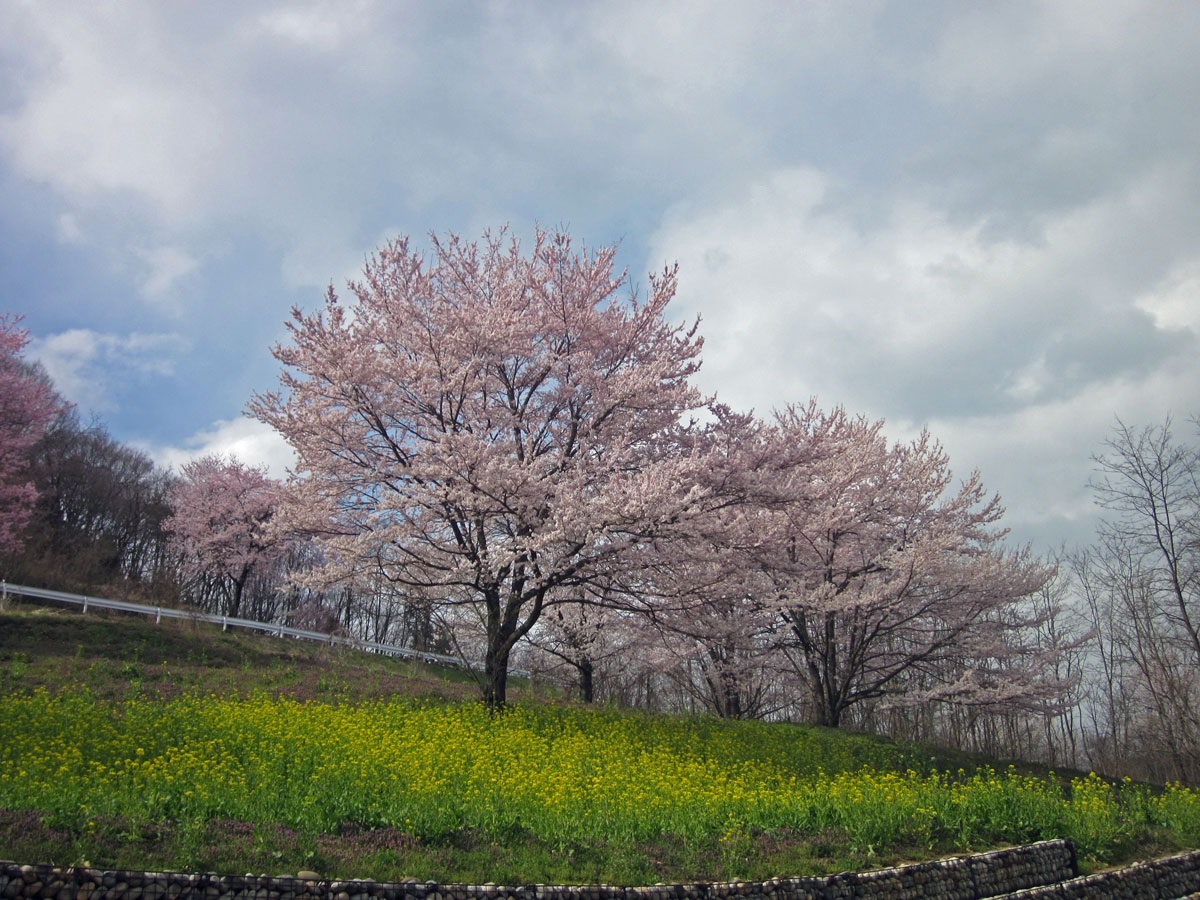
[812,683,842,728]
[577,657,594,704]
[715,669,743,719]
[229,568,249,619]
[483,639,511,711]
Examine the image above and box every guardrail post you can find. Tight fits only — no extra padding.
[156,607,161,625]
[222,616,228,632]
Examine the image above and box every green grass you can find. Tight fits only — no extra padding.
[0,602,1196,885]
[0,603,504,704]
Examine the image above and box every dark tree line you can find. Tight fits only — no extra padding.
[5,411,176,596]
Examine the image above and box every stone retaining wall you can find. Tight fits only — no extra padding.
[988,847,1200,898]
[1,841,1081,900]
[4,840,1195,898]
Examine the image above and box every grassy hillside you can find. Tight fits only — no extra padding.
[1,602,1197,885]
[0,604,487,704]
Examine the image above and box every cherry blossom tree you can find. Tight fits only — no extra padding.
[250,227,714,709]
[166,454,286,618]
[747,402,1060,728]
[522,597,631,703]
[0,314,65,555]
[597,406,797,719]
[649,587,791,719]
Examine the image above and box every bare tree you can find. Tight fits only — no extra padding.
[1092,418,1200,669]
[14,412,175,593]
[1076,416,1200,782]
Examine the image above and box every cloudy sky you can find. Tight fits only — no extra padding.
[3,0,1198,554]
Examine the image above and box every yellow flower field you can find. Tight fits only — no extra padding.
[1,691,1196,865]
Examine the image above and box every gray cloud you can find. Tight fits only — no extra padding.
[2,0,1198,554]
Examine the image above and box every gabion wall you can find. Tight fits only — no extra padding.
[1,840,1084,900]
[987,847,1200,898]
[6,837,1197,898]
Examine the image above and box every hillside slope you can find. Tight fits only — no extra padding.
[1,603,1196,884]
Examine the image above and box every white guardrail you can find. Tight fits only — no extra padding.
[0,580,508,675]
